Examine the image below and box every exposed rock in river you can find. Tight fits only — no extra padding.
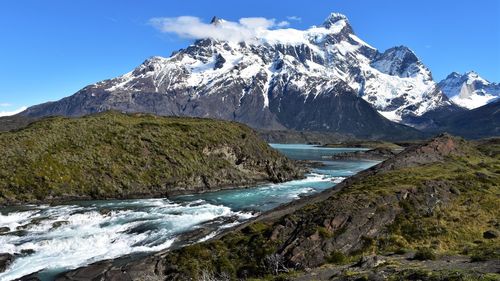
[0,254,14,273]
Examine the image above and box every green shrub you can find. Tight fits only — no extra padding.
[326,250,347,264]
[413,247,437,260]
[394,248,410,255]
[317,227,333,238]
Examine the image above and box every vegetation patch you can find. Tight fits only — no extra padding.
[326,251,348,264]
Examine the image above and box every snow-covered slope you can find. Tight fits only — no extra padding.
[438,71,500,109]
[21,12,449,136]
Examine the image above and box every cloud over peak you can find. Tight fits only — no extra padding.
[149,16,290,42]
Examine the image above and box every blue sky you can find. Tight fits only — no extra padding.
[1,0,499,114]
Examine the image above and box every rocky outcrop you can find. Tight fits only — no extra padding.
[266,182,455,268]
[330,147,399,161]
[483,230,498,239]
[0,254,14,273]
[371,133,468,172]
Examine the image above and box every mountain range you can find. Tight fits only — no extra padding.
[9,12,500,139]
[438,71,500,109]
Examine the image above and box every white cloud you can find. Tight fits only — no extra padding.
[286,16,302,22]
[149,16,290,42]
[239,17,275,29]
[276,21,290,27]
[0,106,27,117]
[0,103,12,107]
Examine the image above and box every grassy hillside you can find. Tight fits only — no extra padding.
[0,112,301,205]
[63,134,499,280]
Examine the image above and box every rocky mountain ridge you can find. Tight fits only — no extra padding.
[438,71,500,109]
[18,12,454,138]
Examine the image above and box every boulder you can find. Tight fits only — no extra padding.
[0,253,14,273]
[483,230,498,239]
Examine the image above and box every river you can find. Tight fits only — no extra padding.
[0,144,378,281]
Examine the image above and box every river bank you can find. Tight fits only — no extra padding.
[0,144,378,280]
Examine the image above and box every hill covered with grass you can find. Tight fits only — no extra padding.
[0,112,302,205]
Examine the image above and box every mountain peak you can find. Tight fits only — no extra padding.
[371,45,426,78]
[390,45,417,56]
[322,12,348,28]
[210,16,225,25]
[465,70,480,78]
[438,70,498,109]
[446,72,462,79]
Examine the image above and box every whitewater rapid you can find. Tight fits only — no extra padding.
[0,199,254,280]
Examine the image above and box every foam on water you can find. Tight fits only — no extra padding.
[174,172,342,211]
[0,199,253,281]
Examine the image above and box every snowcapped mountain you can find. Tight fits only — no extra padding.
[21,12,449,137]
[438,71,500,109]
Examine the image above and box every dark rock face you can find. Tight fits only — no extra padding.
[214,53,226,69]
[267,183,454,268]
[268,82,422,139]
[371,46,421,78]
[258,130,351,144]
[19,67,423,139]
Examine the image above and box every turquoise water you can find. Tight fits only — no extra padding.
[270,143,374,177]
[175,144,377,211]
[0,144,378,281]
